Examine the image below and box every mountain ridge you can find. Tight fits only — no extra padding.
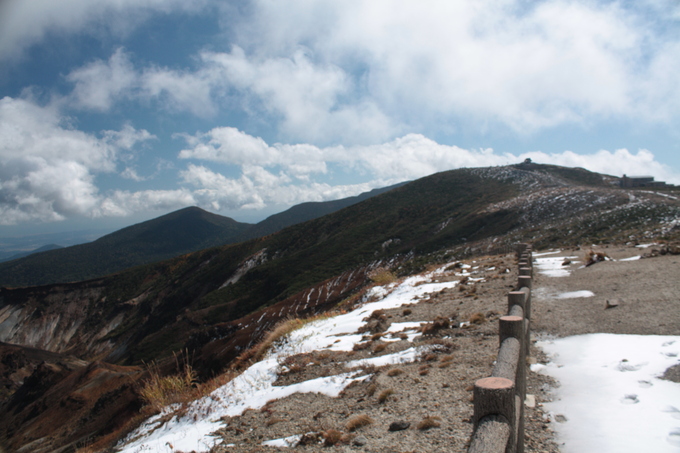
[0,163,678,453]
[0,184,405,288]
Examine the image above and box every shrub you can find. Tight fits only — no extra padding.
[346,414,374,431]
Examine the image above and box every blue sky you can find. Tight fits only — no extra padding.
[1,0,679,238]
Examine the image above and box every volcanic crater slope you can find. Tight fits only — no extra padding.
[0,163,678,452]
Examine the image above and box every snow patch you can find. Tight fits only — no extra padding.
[557,290,595,299]
[534,255,577,277]
[535,334,680,453]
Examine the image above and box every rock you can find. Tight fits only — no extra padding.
[388,421,410,431]
[668,244,680,255]
[353,435,368,446]
[525,394,536,408]
[605,299,621,309]
[561,259,571,266]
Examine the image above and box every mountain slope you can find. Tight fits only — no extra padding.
[0,164,679,453]
[0,244,63,263]
[0,185,404,288]
[242,182,408,240]
[0,207,251,287]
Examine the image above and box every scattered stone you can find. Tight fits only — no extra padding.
[661,364,680,383]
[554,414,568,423]
[388,421,410,431]
[353,435,368,446]
[525,394,536,408]
[561,259,571,266]
[605,299,621,309]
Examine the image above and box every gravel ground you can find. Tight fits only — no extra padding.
[209,254,561,453]
[532,245,680,337]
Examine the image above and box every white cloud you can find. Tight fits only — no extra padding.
[98,189,196,217]
[227,0,679,135]
[0,96,155,224]
[67,48,218,117]
[518,148,679,184]
[175,127,680,214]
[67,48,137,111]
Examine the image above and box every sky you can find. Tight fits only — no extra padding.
[1,0,680,237]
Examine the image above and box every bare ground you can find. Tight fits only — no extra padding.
[532,246,680,337]
[208,253,561,453]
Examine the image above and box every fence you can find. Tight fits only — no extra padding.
[468,243,532,453]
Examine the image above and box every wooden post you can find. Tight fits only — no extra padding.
[507,290,526,315]
[517,275,531,290]
[473,377,516,453]
[468,415,511,453]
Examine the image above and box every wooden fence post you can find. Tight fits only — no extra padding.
[473,377,516,453]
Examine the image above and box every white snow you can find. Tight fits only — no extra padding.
[535,334,680,452]
[117,263,464,452]
[261,434,302,447]
[534,255,578,277]
[345,346,425,369]
[533,250,562,257]
[620,255,642,261]
[556,290,595,299]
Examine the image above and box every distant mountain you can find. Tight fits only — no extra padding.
[0,244,64,263]
[242,182,407,239]
[0,207,251,287]
[0,185,404,287]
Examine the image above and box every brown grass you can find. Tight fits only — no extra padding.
[418,364,430,376]
[469,312,487,324]
[323,429,343,446]
[139,353,197,412]
[373,342,388,353]
[234,317,306,368]
[402,308,412,316]
[369,267,397,285]
[366,383,378,397]
[417,416,442,430]
[378,388,394,403]
[346,414,374,431]
[387,368,404,377]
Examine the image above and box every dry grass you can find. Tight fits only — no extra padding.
[369,267,397,285]
[234,317,305,368]
[421,316,450,335]
[417,416,442,430]
[387,368,404,377]
[378,388,394,403]
[346,414,374,431]
[373,342,388,353]
[323,429,343,446]
[402,308,412,316]
[469,312,487,324]
[366,383,378,397]
[418,364,430,376]
[139,357,197,412]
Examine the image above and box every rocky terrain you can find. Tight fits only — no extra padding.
[0,163,679,452]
